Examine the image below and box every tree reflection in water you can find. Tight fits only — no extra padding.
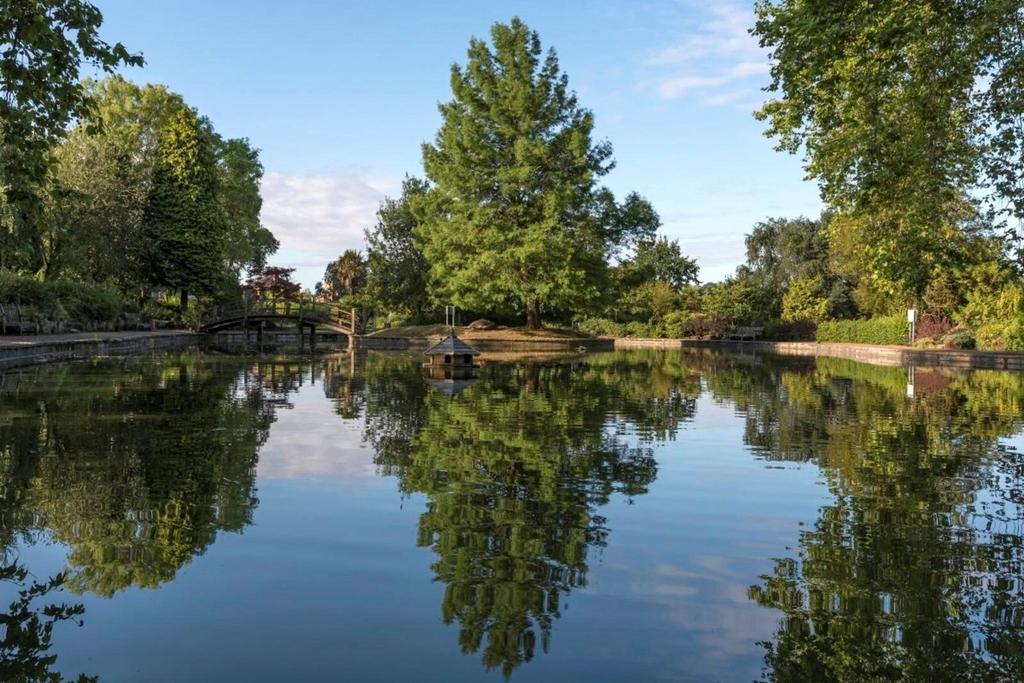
[0,356,281,597]
[0,350,1022,679]
[0,559,94,683]
[351,352,701,676]
[693,352,1024,681]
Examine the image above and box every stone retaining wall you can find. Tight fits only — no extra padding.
[0,331,200,370]
[612,337,1024,370]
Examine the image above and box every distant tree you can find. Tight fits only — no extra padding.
[322,249,366,299]
[246,266,300,301]
[0,1,142,270]
[630,237,699,290]
[140,108,225,313]
[214,136,278,275]
[365,177,432,321]
[44,78,186,288]
[420,18,650,329]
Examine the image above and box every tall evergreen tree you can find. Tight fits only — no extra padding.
[141,108,225,312]
[420,18,619,329]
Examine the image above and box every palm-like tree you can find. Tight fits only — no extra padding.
[323,249,367,299]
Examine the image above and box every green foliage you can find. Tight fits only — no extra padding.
[575,316,624,337]
[702,278,759,325]
[419,18,653,329]
[322,249,367,300]
[0,0,142,270]
[781,273,828,322]
[0,270,128,324]
[755,0,1024,274]
[216,136,277,275]
[365,177,432,321]
[815,315,908,345]
[140,107,225,306]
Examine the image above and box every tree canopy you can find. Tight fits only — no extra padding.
[0,0,142,269]
[419,18,660,329]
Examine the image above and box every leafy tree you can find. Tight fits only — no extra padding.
[215,136,278,276]
[246,266,301,301]
[753,0,1024,266]
[420,18,647,329]
[43,79,186,288]
[140,108,225,313]
[628,237,699,290]
[322,249,367,300]
[781,274,828,322]
[365,176,432,321]
[0,0,142,270]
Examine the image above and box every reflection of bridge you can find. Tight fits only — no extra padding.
[201,299,361,348]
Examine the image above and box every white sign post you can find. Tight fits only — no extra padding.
[445,305,457,328]
[907,308,916,344]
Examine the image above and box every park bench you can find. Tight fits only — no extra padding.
[727,325,764,341]
[0,303,41,335]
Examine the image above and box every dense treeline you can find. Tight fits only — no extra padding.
[319,10,1024,350]
[1,3,275,328]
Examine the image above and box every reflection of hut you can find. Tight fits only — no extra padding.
[423,333,479,367]
[423,364,477,398]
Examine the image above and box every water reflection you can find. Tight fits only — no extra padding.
[0,350,1022,680]
[691,352,1024,680]
[0,356,276,596]
[350,354,700,675]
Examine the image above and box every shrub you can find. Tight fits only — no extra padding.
[815,315,908,345]
[624,320,658,338]
[576,317,624,337]
[914,313,953,340]
[763,319,817,341]
[940,330,975,349]
[681,312,729,339]
[0,271,130,326]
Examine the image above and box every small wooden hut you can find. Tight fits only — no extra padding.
[424,333,479,367]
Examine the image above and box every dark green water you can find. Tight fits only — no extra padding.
[0,350,1021,682]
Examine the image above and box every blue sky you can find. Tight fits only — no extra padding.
[96,0,822,287]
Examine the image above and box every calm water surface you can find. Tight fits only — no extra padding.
[0,350,1022,682]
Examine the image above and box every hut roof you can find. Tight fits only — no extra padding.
[424,333,479,356]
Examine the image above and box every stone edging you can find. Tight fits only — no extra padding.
[0,331,200,370]
[611,337,1024,370]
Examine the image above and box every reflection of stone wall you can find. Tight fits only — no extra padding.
[613,338,1024,369]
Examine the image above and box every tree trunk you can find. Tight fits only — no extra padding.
[179,288,190,316]
[525,299,541,330]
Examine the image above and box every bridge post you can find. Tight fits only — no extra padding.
[310,324,316,353]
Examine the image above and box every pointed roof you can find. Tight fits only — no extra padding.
[423,333,479,356]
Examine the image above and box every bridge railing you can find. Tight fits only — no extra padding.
[202,296,361,333]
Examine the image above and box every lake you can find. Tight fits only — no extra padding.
[0,349,1021,682]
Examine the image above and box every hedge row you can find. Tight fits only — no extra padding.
[0,271,130,323]
[815,315,908,345]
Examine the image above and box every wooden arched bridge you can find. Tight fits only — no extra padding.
[201,299,362,348]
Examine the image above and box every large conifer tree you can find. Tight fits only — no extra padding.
[141,108,225,312]
[420,18,616,329]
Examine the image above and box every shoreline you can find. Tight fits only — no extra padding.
[0,330,200,370]
[613,337,1024,370]
[3,330,1023,372]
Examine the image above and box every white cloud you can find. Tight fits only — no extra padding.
[648,3,769,105]
[260,170,397,287]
